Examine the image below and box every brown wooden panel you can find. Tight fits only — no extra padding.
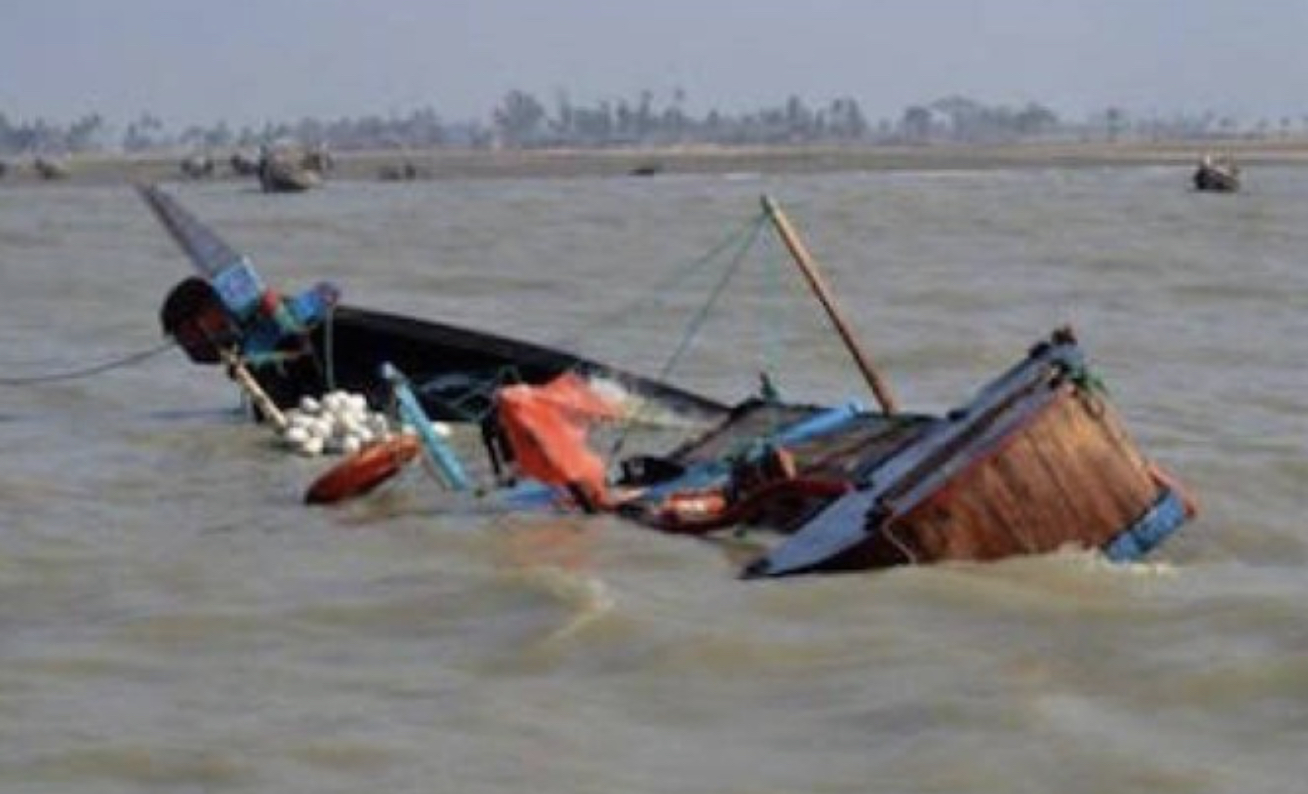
[887,387,1161,565]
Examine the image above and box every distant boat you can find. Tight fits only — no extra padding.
[229,151,261,176]
[1193,153,1240,193]
[256,150,321,193]
[33,156,69,180]
[629,163,663,177]
[252,143,331,192]
[300,145,333,175]
[179,154,215,179]
[378,161,422,181]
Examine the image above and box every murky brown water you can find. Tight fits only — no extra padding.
[1,166,1305,793]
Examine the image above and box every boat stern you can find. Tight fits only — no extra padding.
[745,329,1195,578]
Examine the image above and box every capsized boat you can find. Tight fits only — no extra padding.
[142,184,1193,577]
[474,198,1195,576]
[139,184,729,424]
[487,330,1193,577]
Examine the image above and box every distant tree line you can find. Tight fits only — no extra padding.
[1,91,1303,156]
[491,89,872,147]
[0,112,109,154]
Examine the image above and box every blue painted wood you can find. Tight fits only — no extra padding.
[623,400,868,511]
[211,259,265,321]
[138,184,245,279]
[381,363,470,491]
[1100,489,1188,562]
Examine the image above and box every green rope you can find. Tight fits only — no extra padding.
[376,212,773,466]
[651,213,768,385]
[550,211,771,353]
[606,212,769,458]
[323,302,337,392]
[341,215,775,438]
[753,231,793,433]
[758,236,784,389]
[405,364,527,425]
[1067,362,1110,397]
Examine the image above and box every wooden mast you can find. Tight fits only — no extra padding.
[760,195,899,415]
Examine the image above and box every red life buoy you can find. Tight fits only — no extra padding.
[304,435,422,505]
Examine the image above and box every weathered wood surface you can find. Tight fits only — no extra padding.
[874,385,1158,565]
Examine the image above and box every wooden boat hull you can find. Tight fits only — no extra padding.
[744,329,1191,577]
[786,386,1168,570]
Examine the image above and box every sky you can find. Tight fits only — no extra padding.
[2,0,1306,130]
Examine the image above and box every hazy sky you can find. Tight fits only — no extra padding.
[2,0,1306,129]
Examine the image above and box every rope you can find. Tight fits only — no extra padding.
[410,364,526,425]
[749,234,794,441]
[606,213,769,458]
[323,302,337,392]
[404,213,774,435]
[651,214,768,385]
[356,213,774,471]
[0,339,177,386]
[550,211,771,352]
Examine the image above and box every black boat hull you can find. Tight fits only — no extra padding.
[249,303,729,423]
[138,183,728,424]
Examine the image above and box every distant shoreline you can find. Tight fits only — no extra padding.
[4,139,1308,185]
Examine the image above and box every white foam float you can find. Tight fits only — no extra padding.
[277,389,451,457]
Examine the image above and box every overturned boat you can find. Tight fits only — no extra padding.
[474,198,1195,576]
[140,184,728,424]
[141,185,1192,577]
